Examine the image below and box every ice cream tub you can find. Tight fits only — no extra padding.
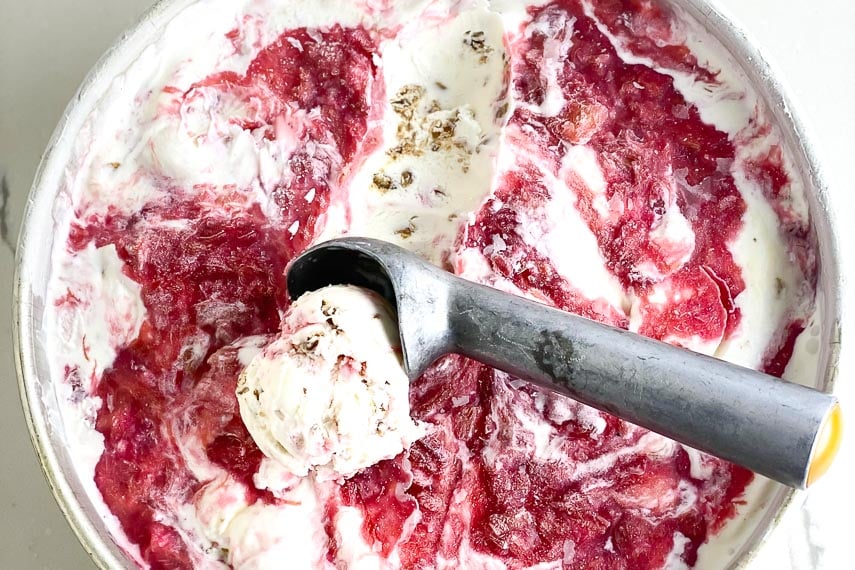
[13,0,842,568]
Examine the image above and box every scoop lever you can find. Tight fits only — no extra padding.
[287,237,841,489]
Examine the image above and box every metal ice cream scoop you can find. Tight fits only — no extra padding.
[286,237,841,489]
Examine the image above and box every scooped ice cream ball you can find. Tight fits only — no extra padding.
[237,285,425,481]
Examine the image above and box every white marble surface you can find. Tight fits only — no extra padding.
[0,0,852,568]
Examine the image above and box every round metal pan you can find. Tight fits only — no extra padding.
[13,0,842,568]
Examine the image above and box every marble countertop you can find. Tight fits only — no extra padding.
[1,0,852,568]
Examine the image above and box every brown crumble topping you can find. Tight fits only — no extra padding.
[372,172,394,192]
[294,334,321,354]
[386,84,476,172]
[390,84,425,120]
[326,317,342,333]
[395,216,418,239]
[321,300,337,317]
[463,30,493,64]
[775,277,785,297]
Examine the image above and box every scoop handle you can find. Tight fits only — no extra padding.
[448,276,841,489]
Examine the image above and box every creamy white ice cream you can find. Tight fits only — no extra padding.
[39,0,822,568]
[237,285,424,481]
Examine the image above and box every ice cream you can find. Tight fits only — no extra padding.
[237,285,424,481]
[41,0,820,568]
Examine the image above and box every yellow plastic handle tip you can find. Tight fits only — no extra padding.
[807,403,842,487]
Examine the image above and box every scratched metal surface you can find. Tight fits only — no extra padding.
[1,0,852,568]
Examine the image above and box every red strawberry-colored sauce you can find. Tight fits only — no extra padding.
[54,1,814,568]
